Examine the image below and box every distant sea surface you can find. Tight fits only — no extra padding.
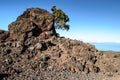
[90,43,120,52]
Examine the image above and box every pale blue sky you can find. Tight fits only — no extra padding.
[0,0,120,43]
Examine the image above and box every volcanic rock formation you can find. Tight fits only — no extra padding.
[8,8,56,41]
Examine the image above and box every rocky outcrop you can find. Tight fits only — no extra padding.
[8,8,56,41]
[0,8,120,80]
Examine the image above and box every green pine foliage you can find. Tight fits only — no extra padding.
[51,6,70,31]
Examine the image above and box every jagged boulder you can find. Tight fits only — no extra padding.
[8,8,56,41]
[0,30,9,41]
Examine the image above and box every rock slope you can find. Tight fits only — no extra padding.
[0,8,120,80]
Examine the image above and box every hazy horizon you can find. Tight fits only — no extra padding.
[0,0,120,43]
[90,42,120,52]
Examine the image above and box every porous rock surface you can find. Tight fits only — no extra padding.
[0,8,120,80]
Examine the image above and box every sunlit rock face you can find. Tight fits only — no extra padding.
[8,8,56,41]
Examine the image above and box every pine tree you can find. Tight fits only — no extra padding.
[51,6,70,31]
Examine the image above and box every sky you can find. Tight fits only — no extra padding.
[0,0,120,43]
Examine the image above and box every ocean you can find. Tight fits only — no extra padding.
[90,43,120,52]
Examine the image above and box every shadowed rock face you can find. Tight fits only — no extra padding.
[0,8,120,80]
[0,30,9,41]
[8,8,56,41]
